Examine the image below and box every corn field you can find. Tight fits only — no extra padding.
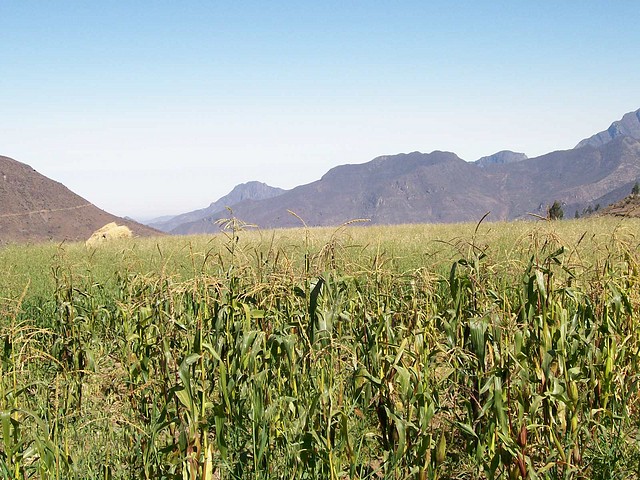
[1,218,640,479]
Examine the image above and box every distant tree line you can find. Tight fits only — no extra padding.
[575,203,601,218]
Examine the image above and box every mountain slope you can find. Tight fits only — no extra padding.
[497,136,640,218]
[0,155,159,243]
[576,108,640,148]
[149,181,284,232]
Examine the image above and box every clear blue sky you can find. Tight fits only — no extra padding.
[2,1,639,219]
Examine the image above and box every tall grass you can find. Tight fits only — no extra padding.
[1,217,639,478]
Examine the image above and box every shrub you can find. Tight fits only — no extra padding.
[548,200,564,220]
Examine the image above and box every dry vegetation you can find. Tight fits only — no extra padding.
[1,217,640,479]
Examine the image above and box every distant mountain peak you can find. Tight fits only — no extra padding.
[475,150,528,167]
[149,181,285,232]
[208,181,283,208]
[576,108,640,148]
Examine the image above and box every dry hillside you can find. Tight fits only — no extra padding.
[0,155,160,243]
[597,192,640,218]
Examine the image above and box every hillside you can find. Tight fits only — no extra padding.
[596,192,640,218]
[10,107,636,238]
[0,155,160,243]
[499,136,640,219]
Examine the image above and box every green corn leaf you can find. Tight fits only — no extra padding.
[470,319,487,365]
[456,421,478,439]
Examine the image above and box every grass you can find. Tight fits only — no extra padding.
[1,216,640,479]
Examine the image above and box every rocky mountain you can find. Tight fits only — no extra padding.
[149,181,284,232]
[171,134,640,234]
[0,155,159,244]
[475,150,527,167]
[172,151,507,233]
[576,108,640,148]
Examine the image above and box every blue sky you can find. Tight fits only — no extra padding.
[2,2,639,219]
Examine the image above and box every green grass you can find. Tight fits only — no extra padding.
[1,217,640,479]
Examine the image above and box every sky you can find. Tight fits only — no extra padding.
[2,1,640,220]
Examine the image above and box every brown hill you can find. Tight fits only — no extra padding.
[0,155,160,244]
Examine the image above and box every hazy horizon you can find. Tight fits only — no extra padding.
[2,2,639,218]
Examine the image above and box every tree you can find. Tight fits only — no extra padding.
[632,182,640,195]
[548,201,564,220]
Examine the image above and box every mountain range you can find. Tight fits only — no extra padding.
[3,107,640,243]
[159,108,640,234]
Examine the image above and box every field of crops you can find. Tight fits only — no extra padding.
[1,217,640,479]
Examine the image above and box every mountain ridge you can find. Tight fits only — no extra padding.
[576,108,640,148]
[170,133,640,233]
